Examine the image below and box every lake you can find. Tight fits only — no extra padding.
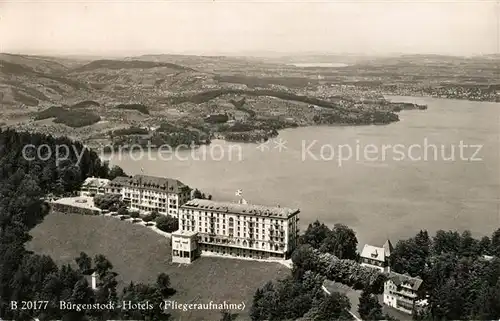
[106,96,500,246]
[290,62,349,68]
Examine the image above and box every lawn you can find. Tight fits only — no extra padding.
[323,280,412,321]
[27,212,290,321]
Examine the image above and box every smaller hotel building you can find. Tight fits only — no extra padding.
[384,272,424,315]
[104,175,191,217]
[80,177,110,197]
[171,199,300,263]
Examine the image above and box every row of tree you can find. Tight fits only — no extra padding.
[250,271,353,321]
[292,245,386,294]
[192,188,213,200]
[391,229,500,277]
[252,218,500,320]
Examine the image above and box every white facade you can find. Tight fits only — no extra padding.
[360,240,393,273]
[176,199,300,262]
[171,230,199,264]
[80,177,110,197]
[104,175,191,217]
[91,271,98,290]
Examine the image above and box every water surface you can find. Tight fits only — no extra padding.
[290,62,348,68]
[108,96,500,245]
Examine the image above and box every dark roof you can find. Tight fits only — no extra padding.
[181,198,299,219]
[388,272,423,291]
[107,175,189,193]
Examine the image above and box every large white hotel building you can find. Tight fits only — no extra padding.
[94,174,300,263]
[104,175,191,217]
[171,198,300,263]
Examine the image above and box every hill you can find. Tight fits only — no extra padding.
[2,52,497,147]
[72,59,196,72]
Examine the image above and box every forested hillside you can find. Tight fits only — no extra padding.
[0,129,175,320]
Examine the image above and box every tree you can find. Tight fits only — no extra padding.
[93,193,123,210]
[250,274,325,321]
[305,292,352,321]
[300,220,331,249]
[98,160,110,179]
[193,188,203,199]
[120,282,169,320]
[250,288,265,321]
[390,231,432,278]
[478,236,491,255]
[117,206,129,216]
[319,224,358,260]
[391,239,428,277]
[432,230,461,255]
[491,228,500,257]
[156,272,175,297]
[94,254,113,278]
[358,290,384,320]
[75,252,92,275]
[155,215,179,233]
[143,210,159,222]
[415,230,431,253]
[70,278,93,305]
[291,244,317,280]
[220,310,235,321]
[108,165,126,180]
[459,230,478,257]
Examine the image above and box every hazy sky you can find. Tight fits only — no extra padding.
[0,0,498,56]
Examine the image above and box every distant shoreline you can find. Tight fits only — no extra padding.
[289,62,349,68]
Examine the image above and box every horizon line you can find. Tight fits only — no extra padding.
[2,50,498,59]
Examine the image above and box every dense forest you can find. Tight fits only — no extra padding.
[115,103,150,115]
[34,106,101,128]
[72,100,101,108]
[106,122,210,151]
[0,129,179,320]
[391,229,500,320]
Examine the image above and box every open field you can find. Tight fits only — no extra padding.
[27,212,290,321]
[323,280,412,321]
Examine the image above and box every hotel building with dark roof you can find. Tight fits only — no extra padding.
[105,175,191,217]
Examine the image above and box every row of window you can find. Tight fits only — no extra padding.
[200,244,287,258]
[181,225,285,241]
[388,290,418,300]
[123,188,185,198]
[130,205,178,214]
[172,250,194,258]
[126,193,177,202]
[131,200,178,209]
[181,216,288,230]
[200,236,286,249]
[181,210,287,224]
[182,221,285,234]
[362,258,386,267]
